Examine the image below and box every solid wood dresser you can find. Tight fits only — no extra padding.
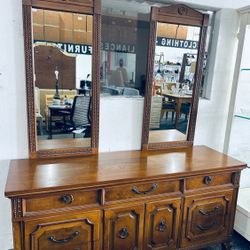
[5,146,246,250]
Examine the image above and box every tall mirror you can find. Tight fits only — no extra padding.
[33,9,93,150]
[23,0,100,158]
[142,4,208,149]
[149,23,200,143]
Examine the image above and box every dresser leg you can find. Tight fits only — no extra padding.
[221,241,232,250]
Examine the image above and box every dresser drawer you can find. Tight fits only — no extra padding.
[24,210,101,250]
[105,180,180,203]
[185,173,232,190]
[24,189,99,213]
[181,190,233,248]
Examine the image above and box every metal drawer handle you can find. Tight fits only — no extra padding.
[204,176,213,185]
[199,206,220,216]
[59,194,74,204]
[157,219,167,232]
[131,183,158,195]
[48,231,80,244]
[197,221,218,231]
[119,228,129,239]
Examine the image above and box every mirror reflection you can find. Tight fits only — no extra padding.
[100,0,151,97]
[32,8,93,150]
[149,22,200,144]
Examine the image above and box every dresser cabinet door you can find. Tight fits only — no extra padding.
[181,190,233,248]
[24,211,101,250]
[144,198,181,250]
[104,204,144,250]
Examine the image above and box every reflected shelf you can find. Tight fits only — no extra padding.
[234,114,250,121]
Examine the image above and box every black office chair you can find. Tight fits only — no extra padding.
[63,95,91,138]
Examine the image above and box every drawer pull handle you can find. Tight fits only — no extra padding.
[59,194,74,204]
[157,219,167,232]
[199,206,220,216]
[204,176,213,185]
[119,228,129,239]
[48,231,80,244]
[197,221,218,231]
[131,183,158,195]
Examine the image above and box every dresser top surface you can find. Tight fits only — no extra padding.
[5,146,246,197]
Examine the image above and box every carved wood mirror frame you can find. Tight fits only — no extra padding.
[23,0,101,158]
[142,4,209,150]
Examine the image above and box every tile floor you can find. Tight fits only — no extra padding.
[202,231,250,250]
[8,231,250,250]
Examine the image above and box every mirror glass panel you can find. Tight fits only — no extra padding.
[32,8,93,150]
[100,0,151,97]
[149,22,200,144]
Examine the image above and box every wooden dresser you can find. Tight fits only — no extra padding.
[5,146,246,250]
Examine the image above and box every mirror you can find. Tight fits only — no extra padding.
[149,23,200,144]
[23,0,100,158]
[142,4,208,149]
[32,8,93,150]
[100,0,151,97]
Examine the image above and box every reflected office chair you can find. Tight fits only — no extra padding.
[180,102,191,121]
[62,95,91,138]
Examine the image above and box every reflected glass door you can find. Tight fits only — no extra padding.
[32,8,93,150]
[149,22,200,144]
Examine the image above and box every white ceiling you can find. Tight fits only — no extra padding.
[103,0,250,12]
[172,0,250,10]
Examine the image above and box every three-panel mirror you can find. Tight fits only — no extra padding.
[23,1,208,158]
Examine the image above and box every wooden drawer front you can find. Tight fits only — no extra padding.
[104,204,144,250]
[24,210,101,250]
[144,198,182,250]
[25,189,99,213]
[186,173,232,190]
[181,190,233,248]
[105,180,180,202]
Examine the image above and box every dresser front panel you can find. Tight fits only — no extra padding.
[185,173,233,191]
[181,190,234,248]
[105,179,181,203]
[24,210,101,250]
[104,204,145,250]
[24,189,100,214]
[144,198,182,250]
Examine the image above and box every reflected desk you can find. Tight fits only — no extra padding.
[161,91,192,129]
[48,105,72,139]
[149,129,186,143]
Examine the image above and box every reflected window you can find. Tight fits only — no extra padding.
[32,8,93,150]
[100,0,151,96]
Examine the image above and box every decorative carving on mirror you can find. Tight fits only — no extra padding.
[142,4,209,150]
[23,0,101,158]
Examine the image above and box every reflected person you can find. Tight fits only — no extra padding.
[116,58,128,86]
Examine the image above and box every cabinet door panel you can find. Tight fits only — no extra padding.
[24,210,101,250]
[104,204,144,250]
[144,198,181,250]
[181,190,233,248]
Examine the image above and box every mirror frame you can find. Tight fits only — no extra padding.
[22,0,101,158]
[142,4,209,150]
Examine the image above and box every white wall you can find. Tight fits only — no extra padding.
[99,97,144,152]
[0,1,28,248]
[0,2,242,249]
[194,9,240,152]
